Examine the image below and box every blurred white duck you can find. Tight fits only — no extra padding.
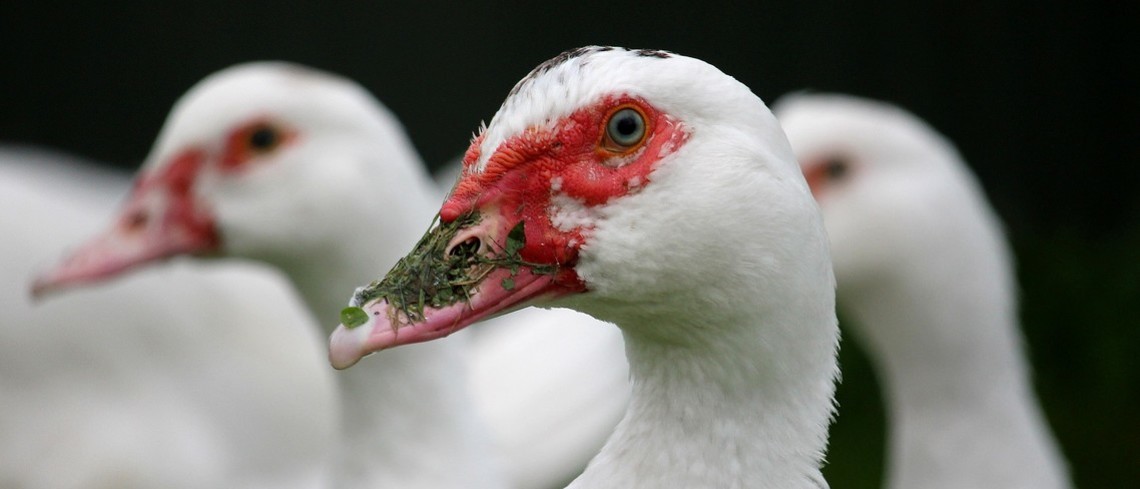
[775,94,1072,489]
[33,63,628,488]
[329,46,840,489]
[2,146,336,489]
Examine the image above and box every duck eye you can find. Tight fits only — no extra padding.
[823,157,849,181]
[604,108,647,149]
[221,120,293,170]
[248,125,281,152]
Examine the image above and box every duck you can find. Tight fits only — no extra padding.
[330,46,840,489]
[774,93,1073,489]
[2,146,336,489]
[32,62,635,489]
[30,64,503,489]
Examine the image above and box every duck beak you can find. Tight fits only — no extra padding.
[31,150,220,298]
[328,207,583,370]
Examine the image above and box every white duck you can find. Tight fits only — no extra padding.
[32,63,629,489]
[2,147,336,489]
[30,65,500,489]
[330,46,840,489]
[775,94,1072,489]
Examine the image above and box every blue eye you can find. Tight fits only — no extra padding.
[605,108,646,148]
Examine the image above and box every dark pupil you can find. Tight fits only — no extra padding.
[824,158,848,180]
[249,126,278,150]
[615,115,639,137]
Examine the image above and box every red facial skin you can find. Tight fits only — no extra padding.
[30,118,295,298]
[800,156,854,199]
[328,96,689,369]
[442,96,688,281]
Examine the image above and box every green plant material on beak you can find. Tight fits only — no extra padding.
[340,306,368,329]
[505,220,526,255]
[350,214,556,327]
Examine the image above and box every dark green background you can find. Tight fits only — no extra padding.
[3,1,1136,487]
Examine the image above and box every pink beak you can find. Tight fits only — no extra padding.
[328,210,583,370]
[31,150,220,298]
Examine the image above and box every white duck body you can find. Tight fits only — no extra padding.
[775,94,1072,489]
[33,65,506,489]
[330,46,840,489]
[217,72,499,489]
[467,306,628,488]
[1,147,336,489]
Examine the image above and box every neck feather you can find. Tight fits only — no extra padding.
[558,125,840,488]
[842,245,1071,489]
[568,296,838,489]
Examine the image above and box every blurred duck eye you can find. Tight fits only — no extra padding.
[603,107,647,151]
[822,157,849,182]
[221,120,291,170]
[248,125,281,152]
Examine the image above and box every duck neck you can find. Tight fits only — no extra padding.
[267,184,500,488]
[843,260,1070,489]
[568,303,838,489]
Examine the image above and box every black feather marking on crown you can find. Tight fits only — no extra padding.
[507,47,596,98]
[506,46,672,98]
[634,49,672,58]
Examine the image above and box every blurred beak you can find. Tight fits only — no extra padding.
[31,150,220,298]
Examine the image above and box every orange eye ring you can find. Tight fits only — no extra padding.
[221,119,294,171]
[599,104,650,154]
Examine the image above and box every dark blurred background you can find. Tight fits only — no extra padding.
[2,1,1136,487]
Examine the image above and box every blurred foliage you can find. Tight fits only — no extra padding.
[1016,229,1140,487]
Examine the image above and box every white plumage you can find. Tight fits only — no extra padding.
[331,46,840,489]
[775,93,1073,489]
[33,65,503,489]
[1,146,336,489]
[32,63,630,489]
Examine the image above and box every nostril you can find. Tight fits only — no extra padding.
[124,210,149,232]
[447,237,481,260]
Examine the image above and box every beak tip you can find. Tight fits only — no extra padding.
[28,273,61,302]
[328,322,369,370]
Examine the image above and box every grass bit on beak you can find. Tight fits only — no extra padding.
[329,208,584,369]
[346,212,549,329]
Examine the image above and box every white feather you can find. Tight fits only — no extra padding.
[775,93,1073,489]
